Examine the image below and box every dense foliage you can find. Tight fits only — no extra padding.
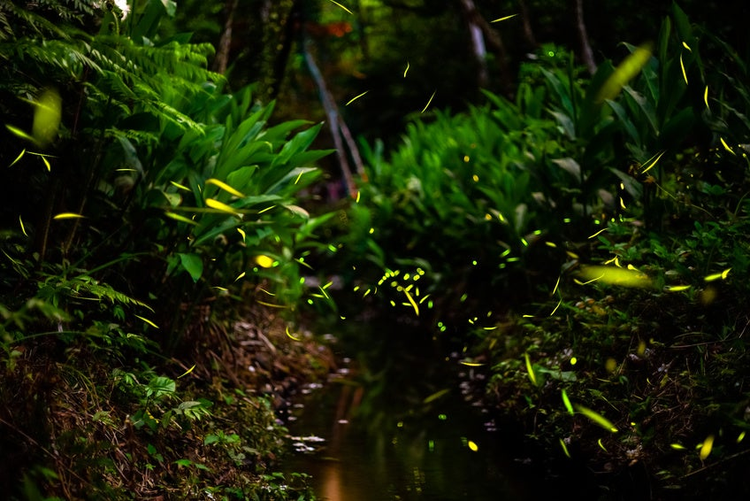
[327,3,750,497]
[1,1,332,498]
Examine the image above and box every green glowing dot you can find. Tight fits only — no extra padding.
[397,421,404,428]
[428,439,435,452]
[438,414,447,420]
[548,50,555,57]
[570,357,577,365]
[428,300,434,308]
[307,299,313,305]
[369,227,374,234]
[472,260,478,266]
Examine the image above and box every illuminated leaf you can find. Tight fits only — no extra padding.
[235,271,246,282]
[237,228,246,241]
[459,361,484,367]
[575,405,618,432]
[670,443,686,450]
[403,61,410,78]
[699,434,714,460]
[206,178,245,198]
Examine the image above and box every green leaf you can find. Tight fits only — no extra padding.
[177,253,203,282]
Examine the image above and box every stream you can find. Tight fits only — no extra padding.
[282,319,567,501]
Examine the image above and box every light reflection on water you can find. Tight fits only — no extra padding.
[285,370,528,501]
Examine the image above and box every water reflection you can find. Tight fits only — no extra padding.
[285,323,529,501]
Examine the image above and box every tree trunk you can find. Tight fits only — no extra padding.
[518,0,537,50]
[302,39,357,198]
[212,0,238,74]
[457,0,489,88]
[573,0,597,74]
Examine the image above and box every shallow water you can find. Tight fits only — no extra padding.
[283,321,536,501]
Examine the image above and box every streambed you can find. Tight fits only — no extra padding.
[282,321,551,501]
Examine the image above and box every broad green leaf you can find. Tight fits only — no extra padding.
[177,253,203,282]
